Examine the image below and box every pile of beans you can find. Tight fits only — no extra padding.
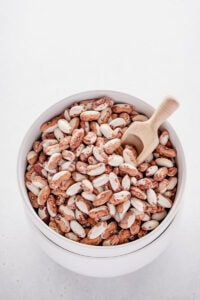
[25,97,178,246]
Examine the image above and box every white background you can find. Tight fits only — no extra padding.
[1,1,200,299]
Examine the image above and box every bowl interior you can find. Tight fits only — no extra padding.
[17,90,186,257]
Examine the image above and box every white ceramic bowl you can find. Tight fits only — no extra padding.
[17,91,186,273]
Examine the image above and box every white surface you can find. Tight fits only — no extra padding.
[0,0,200,299]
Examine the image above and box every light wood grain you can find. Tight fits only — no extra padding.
[121,97,179,166]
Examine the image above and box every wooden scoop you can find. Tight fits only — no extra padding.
[121,97,179,166]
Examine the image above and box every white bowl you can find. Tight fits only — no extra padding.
[17,90,186,270]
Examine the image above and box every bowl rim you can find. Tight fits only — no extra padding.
[29,211,177,258]
[17,90,186,257]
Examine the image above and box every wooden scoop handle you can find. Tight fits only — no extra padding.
[149,97,179,130]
